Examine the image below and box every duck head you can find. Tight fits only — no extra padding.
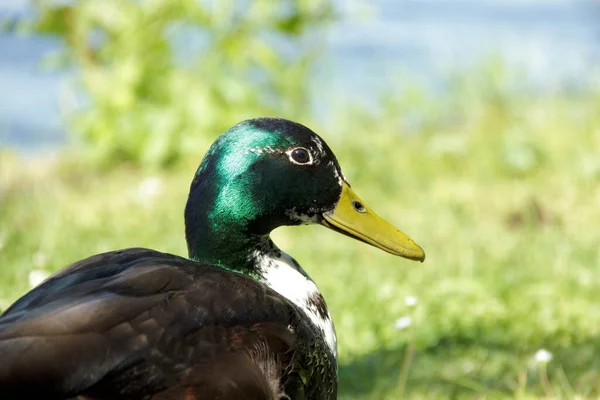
[185,117,424,274]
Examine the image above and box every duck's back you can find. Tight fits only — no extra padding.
[0,248,337,399]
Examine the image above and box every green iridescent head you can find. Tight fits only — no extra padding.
[185,117,424,272]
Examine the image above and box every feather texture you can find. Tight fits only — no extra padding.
[0,248,337,399]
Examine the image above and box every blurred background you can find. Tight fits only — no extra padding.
[1,0,600,398]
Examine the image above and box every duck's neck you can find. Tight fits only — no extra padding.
[185,208,337,356]
[187,217,269,278]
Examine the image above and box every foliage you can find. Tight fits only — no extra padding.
[29,0,333,168]
[2,69,600,397]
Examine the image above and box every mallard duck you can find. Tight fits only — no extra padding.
[0,117,424,399]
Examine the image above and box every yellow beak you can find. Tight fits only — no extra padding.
[322,182,425,262]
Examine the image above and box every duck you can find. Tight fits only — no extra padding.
[0,117,425,399]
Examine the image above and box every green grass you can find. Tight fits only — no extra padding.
[1,83,600,399]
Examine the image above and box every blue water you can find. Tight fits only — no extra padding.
[1,0,599,152]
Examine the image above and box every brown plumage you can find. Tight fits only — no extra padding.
[0,249,335,399]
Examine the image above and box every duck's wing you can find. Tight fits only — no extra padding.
[0,248,319,400]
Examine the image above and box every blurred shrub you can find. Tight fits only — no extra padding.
[30,0,333,168]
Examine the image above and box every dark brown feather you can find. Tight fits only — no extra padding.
[0,248,337,399]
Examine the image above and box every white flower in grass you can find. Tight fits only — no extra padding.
[535,348,553,364]
[394,316,412,330]
[138,177,163,204]
[28,269,50,288]
[404,295,418,308]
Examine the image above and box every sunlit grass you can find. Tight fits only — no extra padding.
[1,79,600,398]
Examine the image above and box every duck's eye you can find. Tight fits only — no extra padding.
[290,148,311,164]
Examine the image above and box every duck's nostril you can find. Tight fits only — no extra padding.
[352,201,366,213]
